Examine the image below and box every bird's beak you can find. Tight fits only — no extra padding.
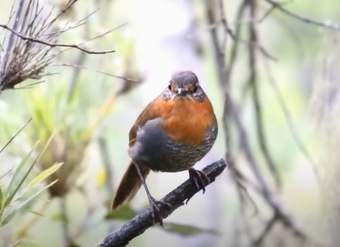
[176,88,186,96]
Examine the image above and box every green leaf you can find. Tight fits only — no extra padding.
[162,222,219,237]
[105,204,137,220]
[4,142,39,207]
[26,162,63,190]
[1,180,57,226]
[6,132,56,204]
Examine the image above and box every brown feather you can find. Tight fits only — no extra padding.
[128,97,162,145]
[112,162,150,209]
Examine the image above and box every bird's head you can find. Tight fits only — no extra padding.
[166,71,205,101]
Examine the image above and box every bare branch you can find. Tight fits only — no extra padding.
[265,0,340,31]
[66,20,90,101]
[57,64,139,83]
[0,24,115,54]
[97,160,227,247]
[207,0,321,245]
[228,98,307,245]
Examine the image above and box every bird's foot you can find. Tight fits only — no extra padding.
[186,168,210,204]
[147,195,172,226]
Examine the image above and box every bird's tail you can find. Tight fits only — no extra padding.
[112,162,150,209]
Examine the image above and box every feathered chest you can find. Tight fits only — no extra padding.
[151,96,216,145]
[128,95,218,172]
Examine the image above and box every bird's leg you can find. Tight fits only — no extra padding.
[131,160,170,225]
[186,168,211,204]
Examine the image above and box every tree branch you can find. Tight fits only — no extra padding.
[97,159,227,247]
[248,0,281,187]
[0,23,115,54]
[264,0,340,31]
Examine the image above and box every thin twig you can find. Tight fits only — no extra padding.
[264,0,340,31]
[97,159,227,247]
[254,216,277,245]
[0,24,115,54]
[67,19,90,101]
[229,96,307,243]
[225,0,248,84]
[229,98,271,197]
[57,64,139,82]
[14,79,47,89]
[261,55,316,172]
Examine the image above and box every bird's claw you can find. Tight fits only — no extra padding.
[148,196,172,226]
[186,168,210,204]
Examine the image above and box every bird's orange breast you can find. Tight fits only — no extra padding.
[150,96,216,146]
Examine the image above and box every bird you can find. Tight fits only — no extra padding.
[112,71,218,218]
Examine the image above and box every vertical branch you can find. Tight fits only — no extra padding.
[224,0,248,84]
[261,57,316,173]
[67,51,86,101]
[206,0,249,163]
[222,0,248,163]
[67,21,90,101]
[230,99,271,198]
[247,0,281,187]
[206,0,226,89]
[205,0,232,160]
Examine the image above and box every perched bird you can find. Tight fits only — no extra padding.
[112,71,218,214]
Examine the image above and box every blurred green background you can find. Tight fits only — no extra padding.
[0,0,339,246]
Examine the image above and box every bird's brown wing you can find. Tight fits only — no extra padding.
[128,95,168,146]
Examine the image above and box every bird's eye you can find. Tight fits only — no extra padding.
[168,82,177,92]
